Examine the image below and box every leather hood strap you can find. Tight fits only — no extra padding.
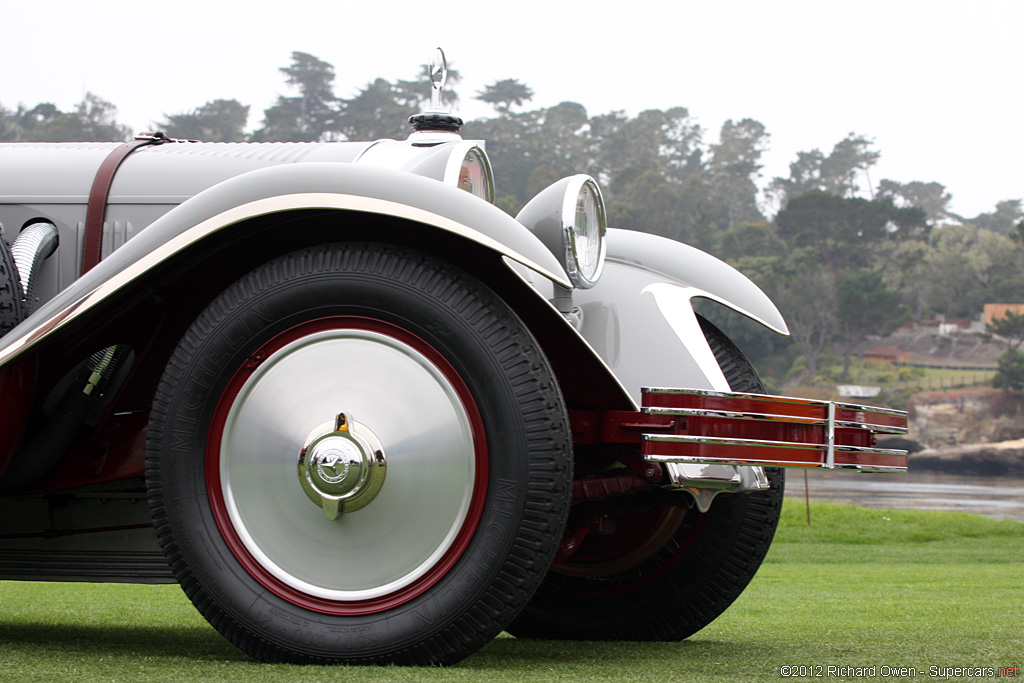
[81,133,173,276]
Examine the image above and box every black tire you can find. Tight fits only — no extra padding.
[508,315,784,641]
[0,235,23,336]
[146,243,572,665]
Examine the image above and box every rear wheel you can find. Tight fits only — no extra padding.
[146,244,572,664]
[509,316,784,641]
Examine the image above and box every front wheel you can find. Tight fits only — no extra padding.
[146,244,571,665]
[508,316,784,641]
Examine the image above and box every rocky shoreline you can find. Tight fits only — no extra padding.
[907,439,1024,477]
[882,391,1024,477]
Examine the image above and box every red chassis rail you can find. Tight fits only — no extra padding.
[570,388,909,473]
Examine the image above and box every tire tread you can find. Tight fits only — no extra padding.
[147,243,570,665]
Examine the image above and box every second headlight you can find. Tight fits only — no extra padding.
[516,174,607,289]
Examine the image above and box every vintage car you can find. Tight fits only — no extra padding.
[0,51,908,665]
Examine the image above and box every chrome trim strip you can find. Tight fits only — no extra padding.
[351,139,387,164]
[833,464,908,472]
[0,192,572,367]
[645,435,812,452]
[643,406,829,425]
[833,444,909,457]
[644,433,908,457]
[647,453,907,473]
[714,392,890,420]
[645,387,825,405]
[834,401,907,418]
[643,406,908,434]
[643,387,909,434]
[833,420,908,435]
[826,401,836,468]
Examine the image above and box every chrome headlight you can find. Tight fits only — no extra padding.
[443,144,494,203]
[516,174,607,288]
[355,140,495,204]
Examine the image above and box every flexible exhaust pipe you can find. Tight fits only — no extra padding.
[11,221,59,316]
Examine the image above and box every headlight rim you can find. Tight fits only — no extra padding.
[559,175,607,289]
[442,142,495,204]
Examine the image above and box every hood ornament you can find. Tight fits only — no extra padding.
[428,48,447,112]
[409,47,463,136]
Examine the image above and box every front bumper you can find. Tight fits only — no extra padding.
[640,388,909,473]
[569,389,908,511]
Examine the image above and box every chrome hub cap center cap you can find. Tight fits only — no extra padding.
[298,413,386,520]
[310,438,358,490]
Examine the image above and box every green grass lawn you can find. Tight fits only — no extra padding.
[2,501,1021,682]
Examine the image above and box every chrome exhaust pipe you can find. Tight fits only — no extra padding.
[11,221,59,315]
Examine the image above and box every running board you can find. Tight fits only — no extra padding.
[640,388,909,473]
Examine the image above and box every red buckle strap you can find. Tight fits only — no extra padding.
[81,132,174,275]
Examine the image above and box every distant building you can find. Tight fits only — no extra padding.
[984,303,1024,326]
[837,385,882,398]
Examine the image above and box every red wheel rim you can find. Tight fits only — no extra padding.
[205,316,488,615]
[549,507,708,598]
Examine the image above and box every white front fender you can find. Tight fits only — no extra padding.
[571,228,788,404]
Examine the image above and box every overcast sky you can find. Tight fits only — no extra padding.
[3,1,1020,218]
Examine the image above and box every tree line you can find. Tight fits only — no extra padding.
[2,51,1022,392]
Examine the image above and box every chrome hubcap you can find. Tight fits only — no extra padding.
[218,325,478,602]
[298,413,387,520]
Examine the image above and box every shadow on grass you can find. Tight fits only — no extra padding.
[0,620,248,662]
[465,634,754,668]
[1,620,761,669]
